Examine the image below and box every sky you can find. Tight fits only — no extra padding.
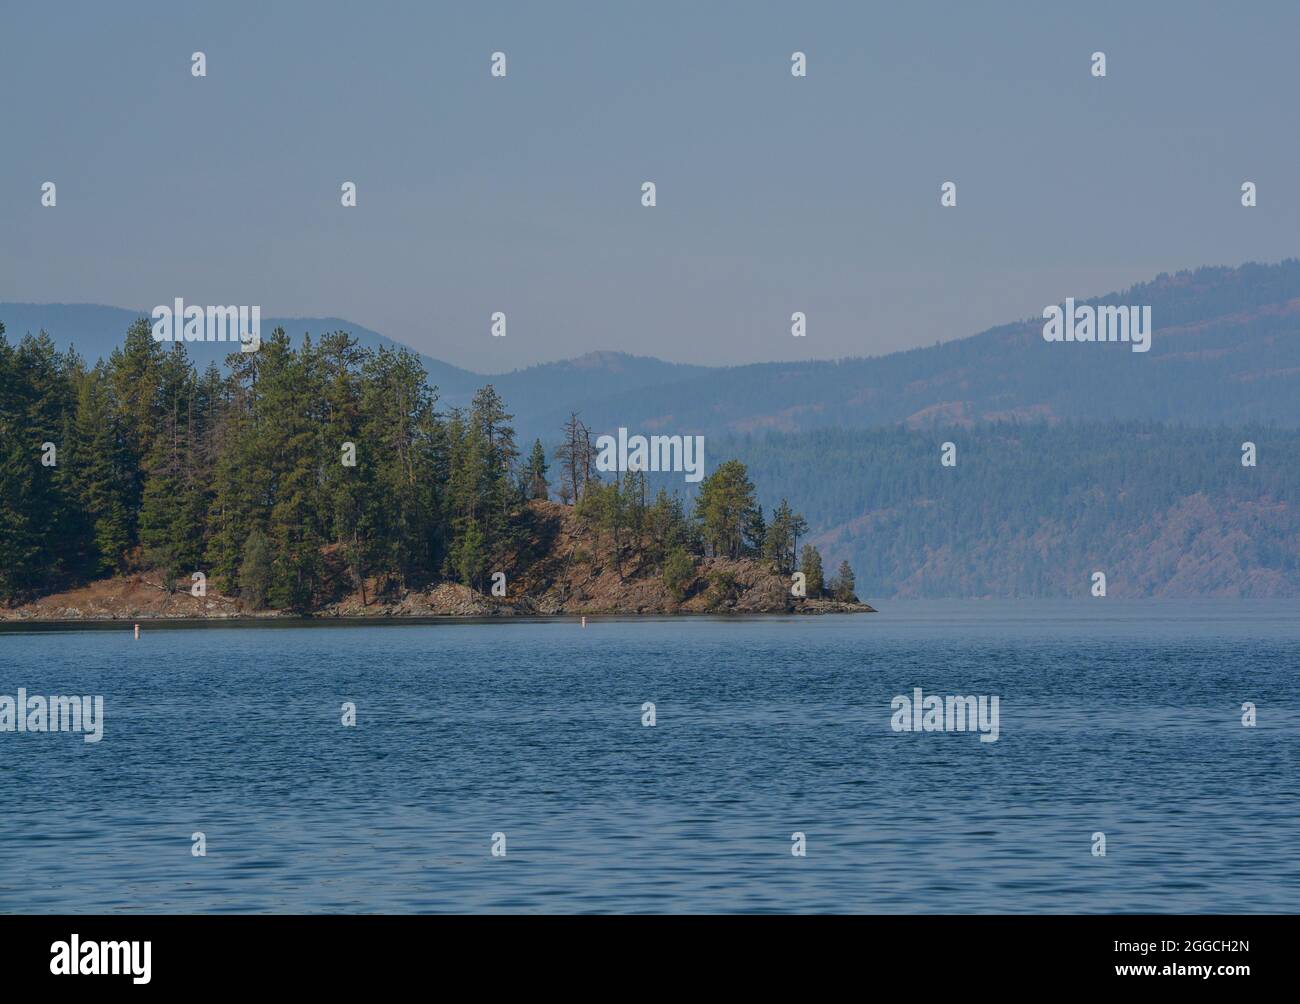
[3,0,1298,372]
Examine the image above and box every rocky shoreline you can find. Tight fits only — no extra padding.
[1,502,875,622]
[0,576,874,622]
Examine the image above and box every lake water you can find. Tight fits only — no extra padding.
[1,601,1297,914]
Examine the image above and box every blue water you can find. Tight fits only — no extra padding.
[1,601,1298,914]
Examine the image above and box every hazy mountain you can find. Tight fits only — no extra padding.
[449,351,710,429]
[488,260,1300,440]
[538,261,1300,440]
[8,260,1300,442]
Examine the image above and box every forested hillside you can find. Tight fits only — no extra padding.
[0,321,844,610]
[716,424,1300,598]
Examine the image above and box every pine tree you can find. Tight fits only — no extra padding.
[106,318,167,531]
[0,332,88,594]
[205,348,259,592]
[239,528,272,608]
[695,460,761,559]
[554,412,591,504]
[454,516,487,589]
[467,384,520,561]
[831,559,857,602]
[575,480,621,568]
[788,510,808,573]
[139,343,201,590]
[526,438,549,500]
[360,346,440,590]
[318,333,374,600]
[73,364,132,574]
[800,544,824,597]
[763,500,793,572]
[0,432,41,601]
[663,546,695,602]
[261,330,325,609]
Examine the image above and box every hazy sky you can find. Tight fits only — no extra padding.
[3,1,1298,372]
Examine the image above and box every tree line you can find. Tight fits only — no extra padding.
[0,321,854,607]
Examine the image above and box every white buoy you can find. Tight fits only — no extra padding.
[581,616,586,628]
[134,623,139,640]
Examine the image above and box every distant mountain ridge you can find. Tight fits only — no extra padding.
[542,261,1300,440]
[6,260,1300,443]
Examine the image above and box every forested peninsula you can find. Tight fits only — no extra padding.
[0,321,870,619]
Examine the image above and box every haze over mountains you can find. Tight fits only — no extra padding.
[6,261,1300,442]
[6,260,1298,598]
